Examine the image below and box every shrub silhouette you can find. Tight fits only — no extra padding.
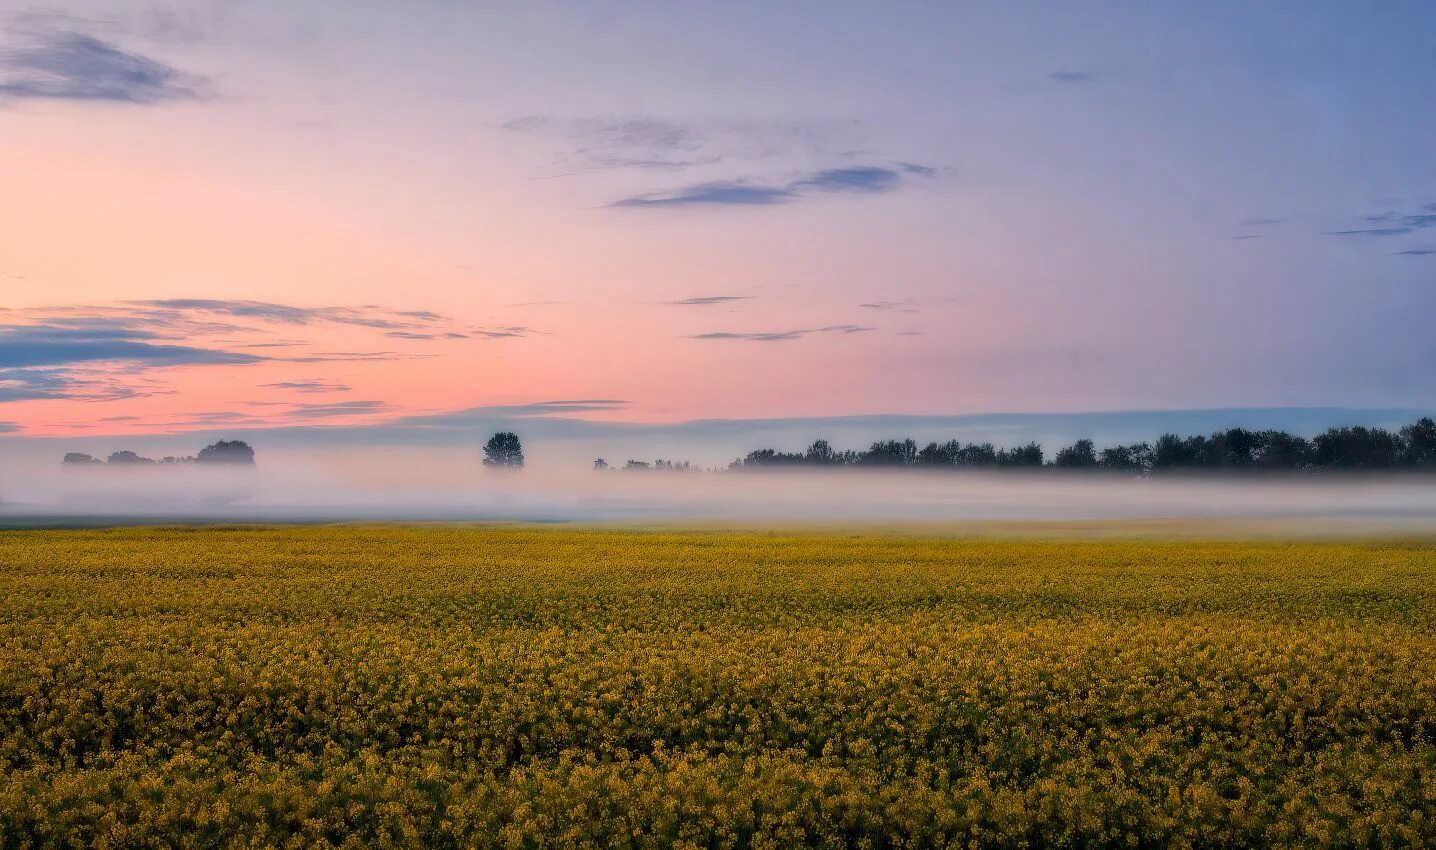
[196,441,256,465]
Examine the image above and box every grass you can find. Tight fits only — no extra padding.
[1,525,1434,848]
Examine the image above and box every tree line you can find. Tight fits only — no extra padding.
[592,458,695,472]
[62,440,256,466]
[727,418,1436,473]
[66,423,1430,476]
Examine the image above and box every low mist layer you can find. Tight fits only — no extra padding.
[4,449,1436,529]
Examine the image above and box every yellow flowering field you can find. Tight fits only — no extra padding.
[1,525,1434,848]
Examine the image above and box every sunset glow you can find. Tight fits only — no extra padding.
[3,2,1435,446]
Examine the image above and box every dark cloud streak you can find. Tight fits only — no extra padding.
[690,325,872,342]
[0,324,261,369]
[1325,228,1414,238]
[0,26,203,104]
[611,164,935,209]
[261,380,352,394]
[667,296,750,306]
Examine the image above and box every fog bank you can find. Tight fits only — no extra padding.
[3,449,1435,530]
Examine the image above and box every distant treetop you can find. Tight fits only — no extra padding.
[61,441,255,466]
[62,452,104,465]
[196,441,256,464]
[107,450,155,465]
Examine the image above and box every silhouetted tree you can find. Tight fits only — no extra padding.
[107,450,155,464]
[483,432,524,468]
[1205,428,1263,467]
[955,442,999,466]
[739,449,774,467]
[62,452,103,465]
[623,460,650,470]
[1153,434,1209,470]
[710,417,1436,477]
[1251,430,1312,471]
[1312,426,1401,470]
[804,439,839,465]
[593,458,609,471]
[996,442,1044,467]
[737,448,806,467]
[859,439,917,466]
[1098,442,1154,473]
[917,440,961,466]
[914,440,1008,468]
[1053,439,1098,468]
[196,440,255,465]
[1400,418,1436,469]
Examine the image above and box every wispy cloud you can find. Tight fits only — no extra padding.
[666,296,750,306]
[129,299,450,331]
[0,365,159,402]
[385,331,450,340]
[402,399,631,423]
[158,410,272,427]
[612,163,935,209]
[502,114,830,174]
[1393,249,1436,256]
[0,324,261,369]
[1048,70,1091,83]
[1323,206,1436,239]
[690,325,872,342]
[261,380,351,394]
[613,181,792,208]
[859,301,920,313]
[1240,217,1284,227]
[0,24,204,105]
[0,368,79,402]
[1325,228,1414,238]
[0,421,19,433]
[468,326,537,339]
[791,166,903,193]
[286,351,413,363]
[284,400,390,419]
[0,299,496,405]
[504,114,716,171]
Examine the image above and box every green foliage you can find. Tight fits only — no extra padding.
[1,526,1434,847]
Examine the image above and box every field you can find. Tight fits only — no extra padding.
[1,525,1434,848]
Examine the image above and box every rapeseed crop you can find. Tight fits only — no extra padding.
[1,526,1433,848]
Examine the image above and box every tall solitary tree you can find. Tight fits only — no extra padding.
[483,432,525,468]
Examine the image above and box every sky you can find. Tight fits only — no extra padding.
[2,1,1435,453]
